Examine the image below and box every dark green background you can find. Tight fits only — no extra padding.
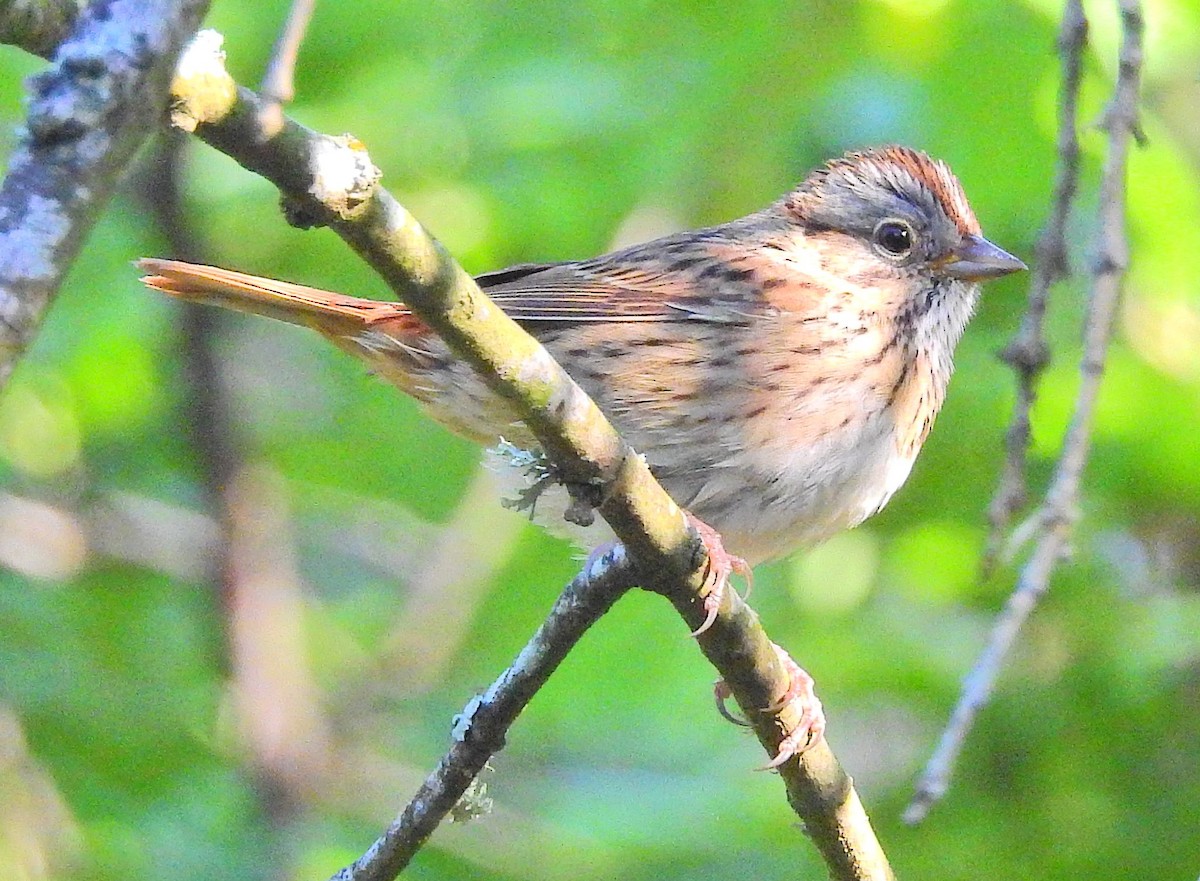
[1,1,1198,878]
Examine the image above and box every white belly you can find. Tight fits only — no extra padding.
[486,406,916,567]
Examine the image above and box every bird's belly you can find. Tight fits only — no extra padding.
[680,412,916,564]
[486,406,916,567]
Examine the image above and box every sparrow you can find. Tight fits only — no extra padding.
[140,145,1025,761]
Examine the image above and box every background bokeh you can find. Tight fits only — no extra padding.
[1,0,1199,878]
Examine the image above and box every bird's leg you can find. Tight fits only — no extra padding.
[686,513,752,636]
[689,514,823,759]
[760,643,825,767]
[713,643,826,766]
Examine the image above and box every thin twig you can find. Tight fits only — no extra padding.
[258,0,317,136]
[163,33,895,881]
[906,0,1144,823]
[332,549,637,881]
[0,0,210,390]
[980,0,1088,578]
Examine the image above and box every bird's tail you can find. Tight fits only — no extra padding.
[137,258,411,337]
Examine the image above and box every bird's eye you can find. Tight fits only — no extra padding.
[873,220,914,257]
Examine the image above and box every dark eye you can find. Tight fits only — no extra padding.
[873,220,914,257]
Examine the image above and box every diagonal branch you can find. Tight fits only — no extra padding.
[980,0,1087,577]
[0,0,84,58]
[258,0,318,135]
[333,549,637,881]
[907,0,1144,823]
[0,0,209,389]
[162,31,894,881]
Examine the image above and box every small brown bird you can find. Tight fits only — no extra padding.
[141,145,1024,761]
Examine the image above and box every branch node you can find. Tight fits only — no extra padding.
[564,481,602,527]
[998,335,1051,375]
[306,133,381,220]
[279,193,326,230]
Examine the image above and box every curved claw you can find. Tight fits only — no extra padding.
[690,590,723,637]
[714,679,752,727]
[685,514,751,637]
[758,643,826,769]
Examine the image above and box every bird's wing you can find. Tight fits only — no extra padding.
[476,250,786,326]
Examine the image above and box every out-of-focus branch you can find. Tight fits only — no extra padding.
[0,0,209,389]
[981,0,1087,576]
[161,32,895,881]
[0,0,84,58]
[907,0,1144,823]
[138,129,324,831]
[0,489,218,581]
[137,131,239,545]
[259,0,317,135]
[0,486,442,585]
[223,466,332,823]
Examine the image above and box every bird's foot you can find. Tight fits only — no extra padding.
[686,513,752,637]
[713,642,825,767]
[761,643,825,767]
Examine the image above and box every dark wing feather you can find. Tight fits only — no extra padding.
[476,255,769,325]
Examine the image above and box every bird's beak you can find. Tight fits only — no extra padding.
[937,234,1026,281]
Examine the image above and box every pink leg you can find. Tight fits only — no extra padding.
[686,513,752,636]
[761,642,825,767]
[713,642,826,767]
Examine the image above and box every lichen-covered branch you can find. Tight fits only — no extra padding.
[0,0,210,388]
[165,31,895,881]
[907,0,1144,823]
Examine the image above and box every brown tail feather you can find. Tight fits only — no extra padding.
[137,258,411,337]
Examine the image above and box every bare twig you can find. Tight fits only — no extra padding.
[907,0,1144,823]
[137,131,239,553]
[981,0,1087,577]
[0,489,218,581]
[163,32,895,881]
[259,0,317,136]
[0,0,209,389]
[332,549,637,881]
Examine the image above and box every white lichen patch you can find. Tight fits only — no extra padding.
[308,135,381,212]
[0,194,70,281]
[586,542,627,582]
[512,345,561,389]
[170,29,236,132]
[450,694,483,742]
[174,29,227,83]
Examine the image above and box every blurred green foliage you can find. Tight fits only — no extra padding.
[1,0,1198,879]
